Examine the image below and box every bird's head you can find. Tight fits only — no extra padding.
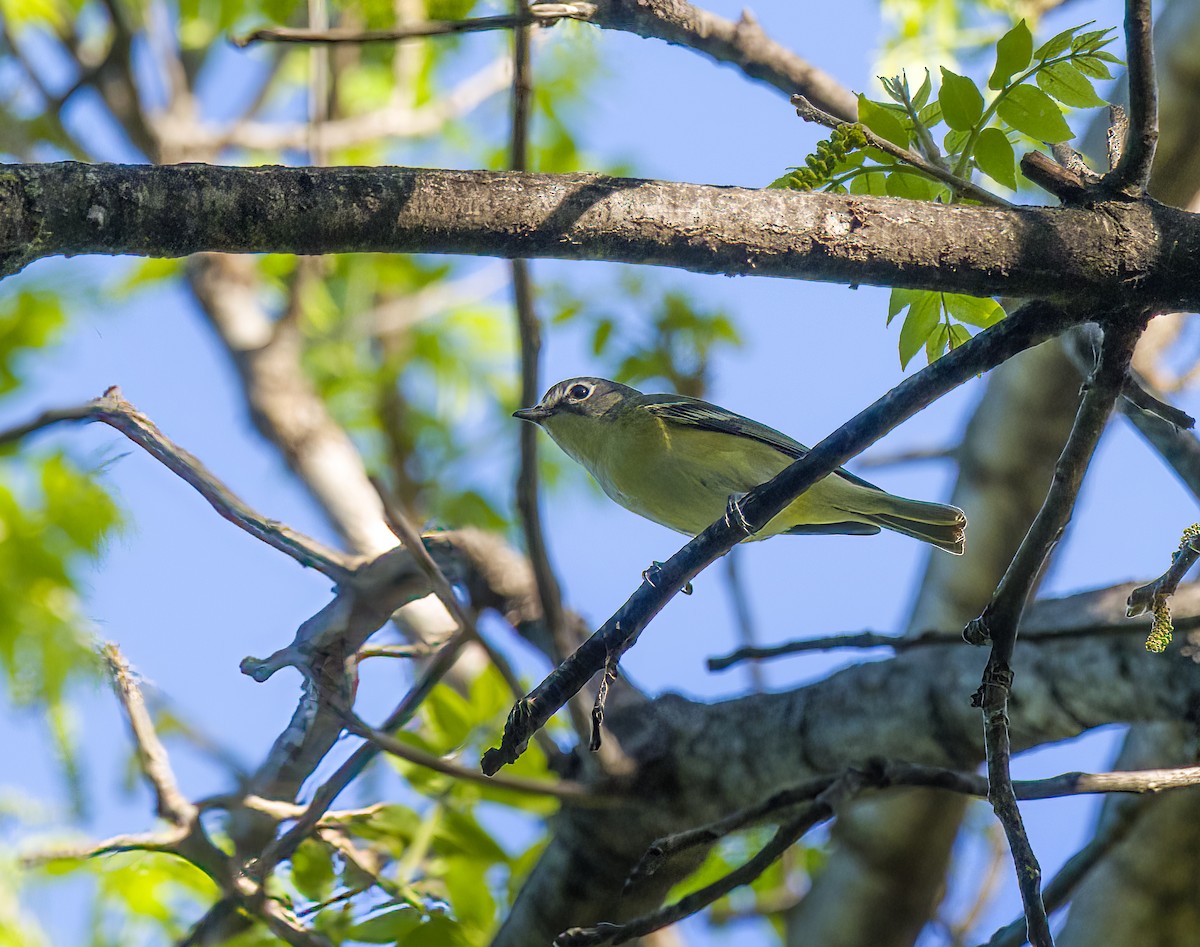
[512,377,639,425]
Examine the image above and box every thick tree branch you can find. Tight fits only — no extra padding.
[5,164,1200,311]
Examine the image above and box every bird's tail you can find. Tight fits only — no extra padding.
[868,497,967,555]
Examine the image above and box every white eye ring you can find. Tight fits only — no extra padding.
[568,383,592,401]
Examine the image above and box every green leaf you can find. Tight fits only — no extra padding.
[347,908,424,943]
[911,69,932,110]
[848,171,889,196]
[887,288,920,325]
[990,20,1033,90]
[1035,23,1084,60]
[917,100,943,128]
[974,127,1017,189]
[943,128,970,157]
[938,69,984,131]
[290,840,335,903]
[1073,56,1114,80]
[1036,61,1107,108]
[1073,27,1116,53]
[885,172,936,201]
[925,322,951,362]
[898,292,942,368]
[400,914,473,947]
[857,94,909,146]
[591,318,614,355]
[948,323,973,349]
[943,294,1005,327]
[996,85,1073,142]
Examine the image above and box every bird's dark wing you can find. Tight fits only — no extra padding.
[639,396,884,492]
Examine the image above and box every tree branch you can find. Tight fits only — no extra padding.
[0,387,352,580]
[589,0,856,119]
[233,3,597,45]
[5,164,1199,310]
[965,318,1143,947]
[1107,0,1159,193]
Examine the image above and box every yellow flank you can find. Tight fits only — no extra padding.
[544,406,886,540]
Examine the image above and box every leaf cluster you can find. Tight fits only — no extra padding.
[773,20,1118,367]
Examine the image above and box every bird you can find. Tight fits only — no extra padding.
[513,376,966,554]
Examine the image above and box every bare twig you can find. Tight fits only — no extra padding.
[0,389,352,580]
[256,628,475,875]
[964,318,1143,947]
[233,4,596,46]
[338,711,595,802]
[103,644,195,826]
[723,549,764,690]
[979,797,1145,947]
[1107,0,1158,192]
[791,95,1014,208]
[559,771,866,946]
[1126,525,1200,619]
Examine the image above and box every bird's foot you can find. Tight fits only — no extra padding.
[642,561,693,595]
[724,493,757,537]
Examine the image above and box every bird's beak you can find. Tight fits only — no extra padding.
[513,405,551,423]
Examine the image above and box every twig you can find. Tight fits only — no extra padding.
[233,4,596,46]
[558,771,866,946]
[979,797,1145,947]
[103,644,195,826]
[338,711,596,802]
[964,319,1143,655]
[0,388,352,581]
[790,95,1014,208]
[256,628,476,875]
[723,549,764,690]
[964,318,1143,947]
[1126,526,1200,618]
[482,299,1079,775]
[705,611,1200,670]
[627,760,1200,887]
[856,444,957,469]
[1106,0,1158,193]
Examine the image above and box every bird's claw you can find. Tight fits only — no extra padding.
[642,561,693,595]
[724,493,757,537]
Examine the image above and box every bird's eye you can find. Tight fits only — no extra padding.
[568,384,592,401]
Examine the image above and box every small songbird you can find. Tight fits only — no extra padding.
[514,377,966,554]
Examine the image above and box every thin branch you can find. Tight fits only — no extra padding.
[233,4,597,46]
[979,797,1145,947]
[705,610,1198,670]
[1126,525,1200,618]
[0,389,352,580]
[483,299,1079,775]
[791,95,1014,208]
[256,628,476,875]
[723,549,764,690]
[1107,0,1158,192]
[964,318,1143,947]
[964,319,1143,657]
[559,771,866,946]
[103,644,195,827]
[591,0,857,119]
[372,479,562,760]
[21,830,188,866]
[338,711,596,802]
